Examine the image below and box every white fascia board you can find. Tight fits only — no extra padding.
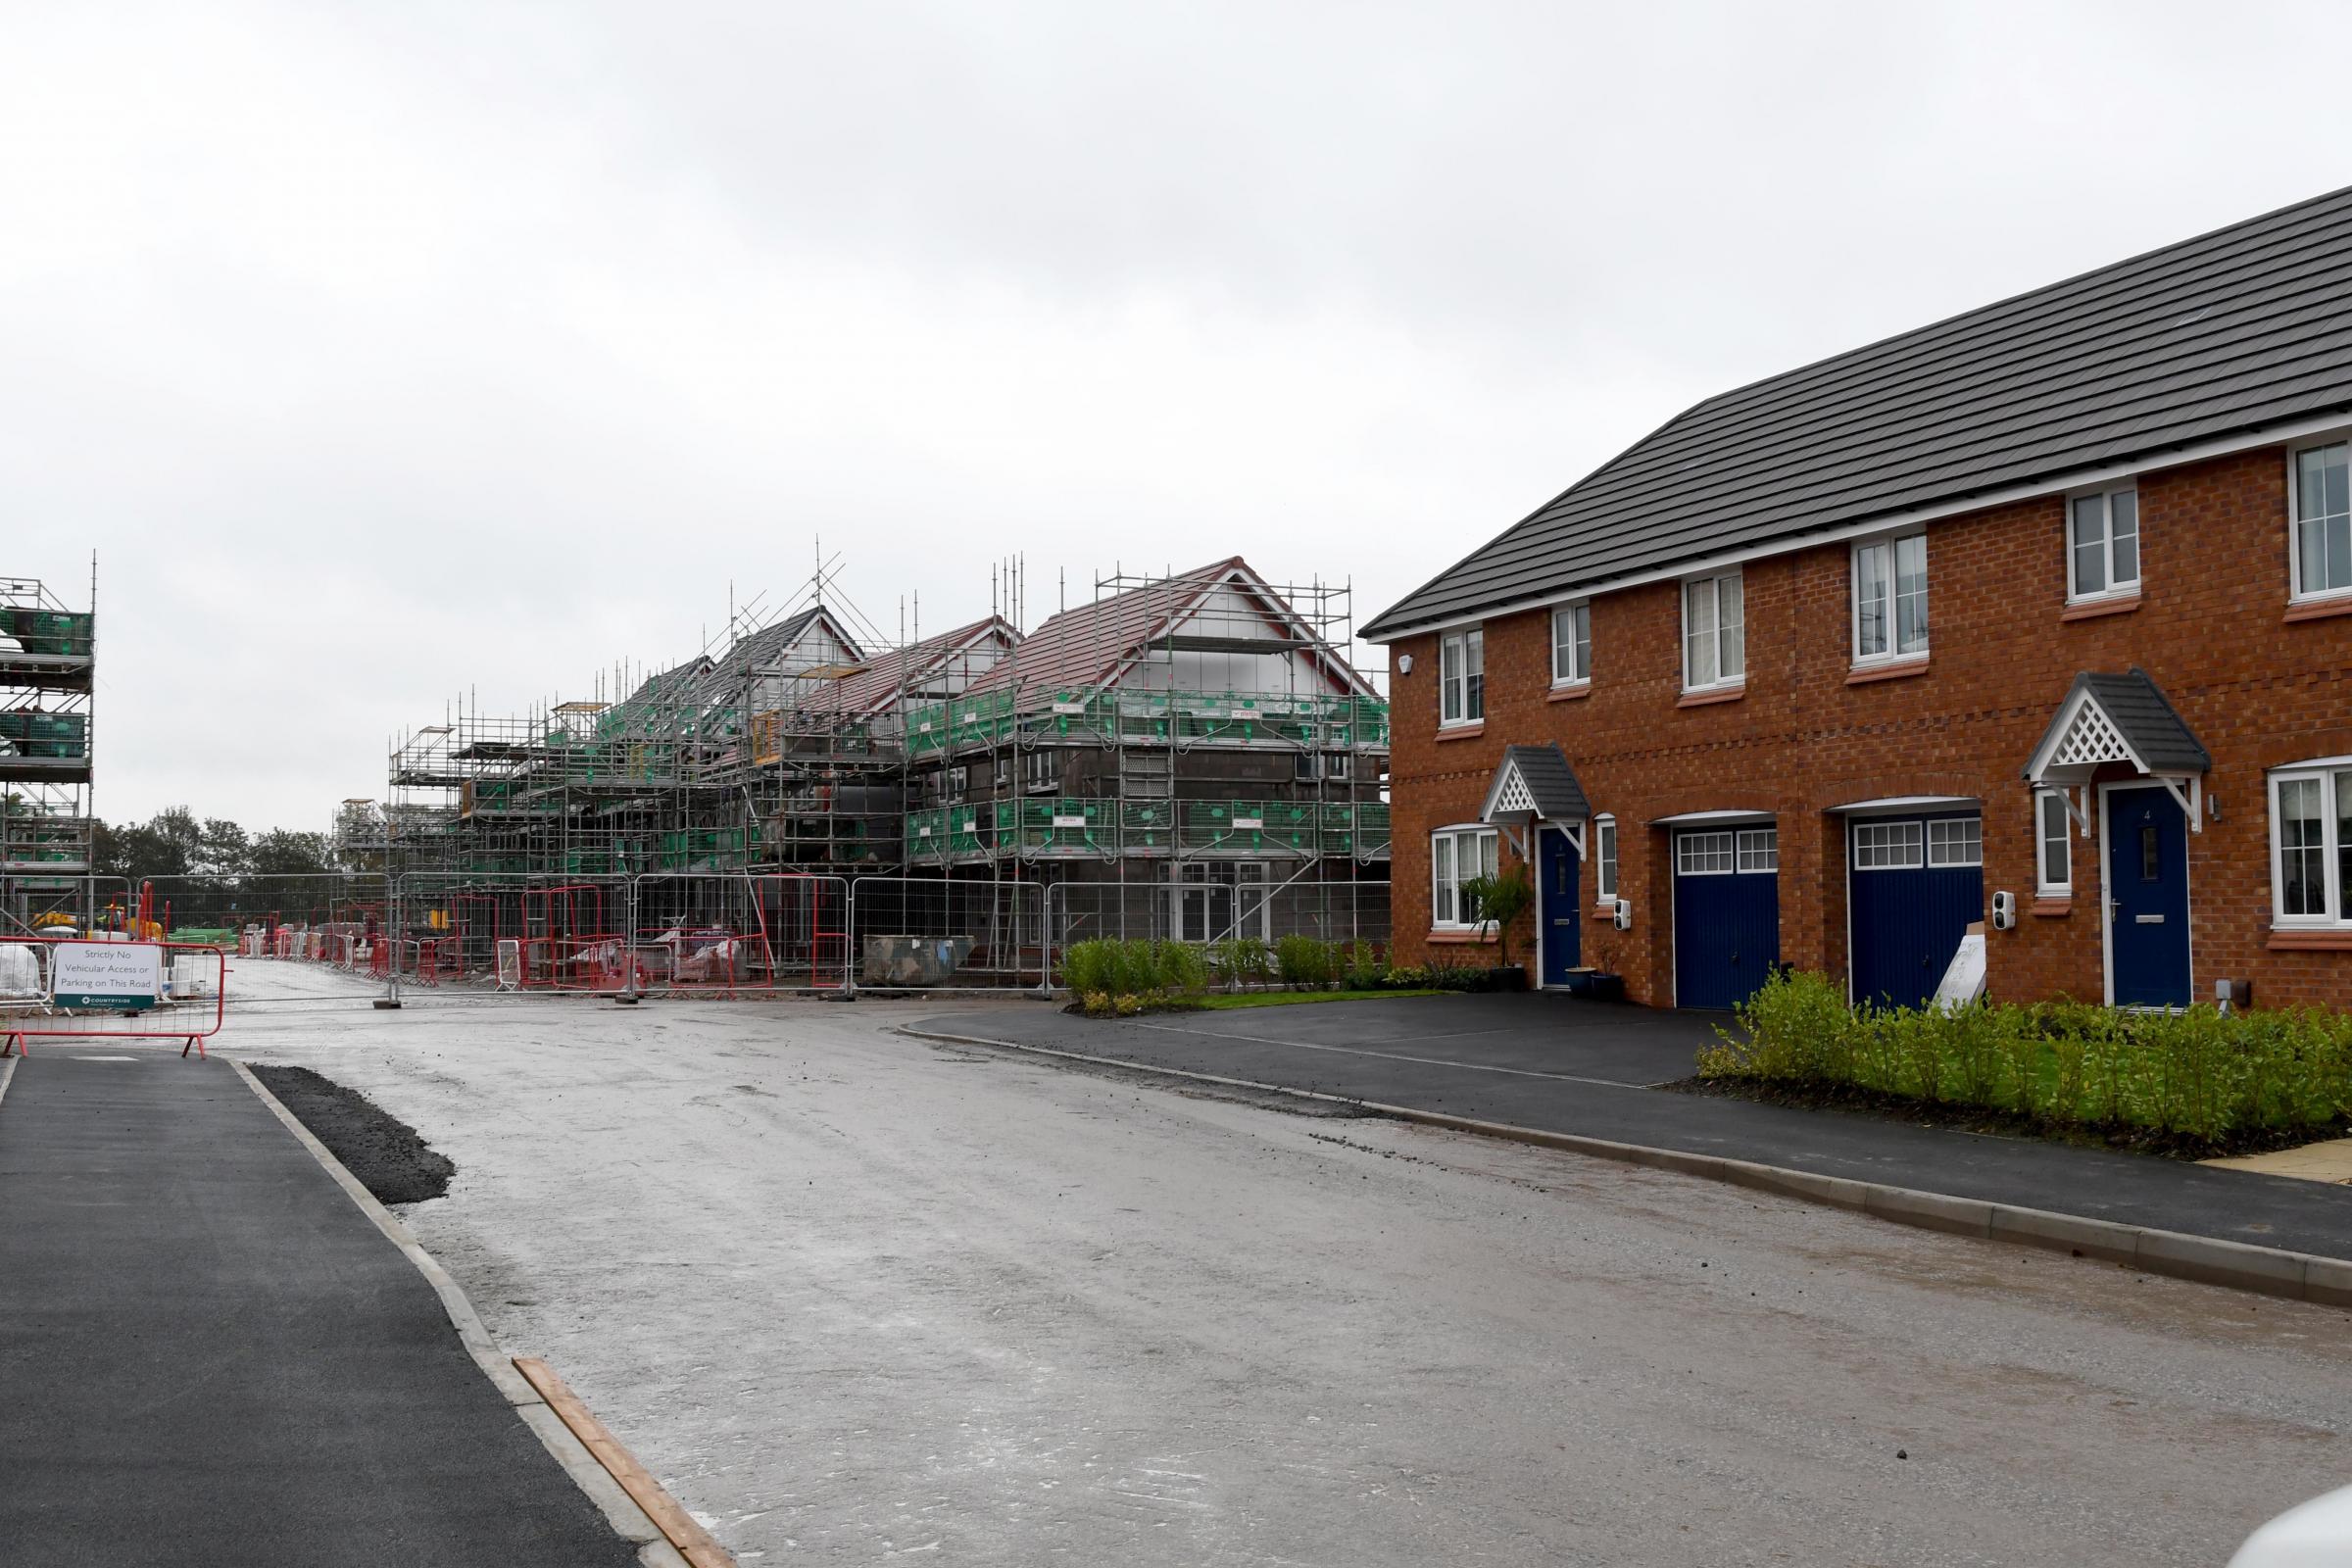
[1365,409,2352,644]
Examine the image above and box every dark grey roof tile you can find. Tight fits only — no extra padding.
[1367,188,2352,638]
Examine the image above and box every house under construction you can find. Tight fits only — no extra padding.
[0,572,97,936]
[364,559,1389,987]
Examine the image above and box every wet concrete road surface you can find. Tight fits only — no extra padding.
[225,964,2352,1566]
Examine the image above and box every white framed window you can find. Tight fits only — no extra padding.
[1682,571,1744,691]
[1594,814,1618,902]
[992,754,1011,789]
[1927,817,1982,867]
[1676,830,1736,875]
[1024,749,1058,793]
[1852,534,1929,663]
[2269,761,2352,925]
[1294,751,1355,783]
[1737,826,1779,872]
[2067,487,2140,602]
[1853,820,1924,869]
[2035,790,2073,897]
[1551,602,1592,686]
[1440,628,1485,726]
[2292,442,2352,602]
[1431,824,1498,928]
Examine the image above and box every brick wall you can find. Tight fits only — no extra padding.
[1386,445,2352,1008]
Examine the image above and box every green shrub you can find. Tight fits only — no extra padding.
[1214,935,1271,988]
[1341,940,1388,991]
[1063,938,1210,1009]
[1701,968,2352,1144]
[1276,934,1339,989]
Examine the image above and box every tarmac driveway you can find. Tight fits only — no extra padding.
[1087,992,1718,1087]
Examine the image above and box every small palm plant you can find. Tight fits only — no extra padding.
[1459,863,1535,968]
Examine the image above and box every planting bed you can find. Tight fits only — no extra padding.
[1666,1075,2350,1162]
[250,1062,456,1204]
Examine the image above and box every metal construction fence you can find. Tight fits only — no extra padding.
[1048,868,1393,951]
[186,867,1390,1001]
[0,936,227,1056]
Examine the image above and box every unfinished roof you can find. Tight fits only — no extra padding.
[827,615,1017,717]
[968,558,1378,702]
[621,656,712,710]
[689,607,865,706]
[1365,185,2352,640]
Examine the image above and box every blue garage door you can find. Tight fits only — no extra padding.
[1848,813,1984,1010]
[1674,825,1781,1009]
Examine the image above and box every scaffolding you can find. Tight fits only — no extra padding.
[374,566,1000,941]
[361,558,1390,984]
[897,562,1391,946]
[0,568,98,936]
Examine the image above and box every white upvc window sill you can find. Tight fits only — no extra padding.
[1438,717,1484,731]
[1548,677,1591,694]
[2290,585,2352,607]
[1681,677,1742,696]
[1850,646,1930,671]
[2065,585,2140,608]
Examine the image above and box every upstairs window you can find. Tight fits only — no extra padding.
[1853,534,1929,663]
[1024,750,1059,793]
[1551,603,1592,686]
[2293,442,2352,601]
[1682,570,1744,691]
[1294,752,1354,782]
[2068,488,2140,602]
[1440,628,1484,725]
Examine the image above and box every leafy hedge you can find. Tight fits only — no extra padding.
[1061,936,1507,1015]
[1698,970,2352,1142]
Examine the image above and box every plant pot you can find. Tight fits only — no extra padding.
[1582,971,1626,1003]
[1485,964,1528,993]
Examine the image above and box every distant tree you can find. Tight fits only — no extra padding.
[251,829,336,877]
[199,817,253,878]
[94,812,193,883]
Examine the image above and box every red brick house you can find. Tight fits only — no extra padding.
[1362,188,2352,1011]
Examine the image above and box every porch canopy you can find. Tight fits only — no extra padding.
[1481,743,1592,852]
[2022,667,2211,824]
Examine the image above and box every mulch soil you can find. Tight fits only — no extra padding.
[250,1063,456,1204]
[1663,1074,2349,1161]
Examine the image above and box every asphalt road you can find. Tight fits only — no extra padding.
[226,964,2352,1566]
[912,995,2352,1261]
[0,1039,639,1568]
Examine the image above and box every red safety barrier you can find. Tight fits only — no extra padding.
[0,937,228,1059]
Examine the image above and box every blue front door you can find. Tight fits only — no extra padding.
[1673,825,1781,1008]
[2106,785,2192,1007]
[1539,825,1580,986]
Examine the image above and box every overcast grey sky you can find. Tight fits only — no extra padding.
[9,1,2352,830]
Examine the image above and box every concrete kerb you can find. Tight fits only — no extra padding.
[226,1058,693,1568]
[897,1024,2352,1311]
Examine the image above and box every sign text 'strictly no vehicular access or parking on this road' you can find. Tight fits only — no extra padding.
[51,942,164,1009]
